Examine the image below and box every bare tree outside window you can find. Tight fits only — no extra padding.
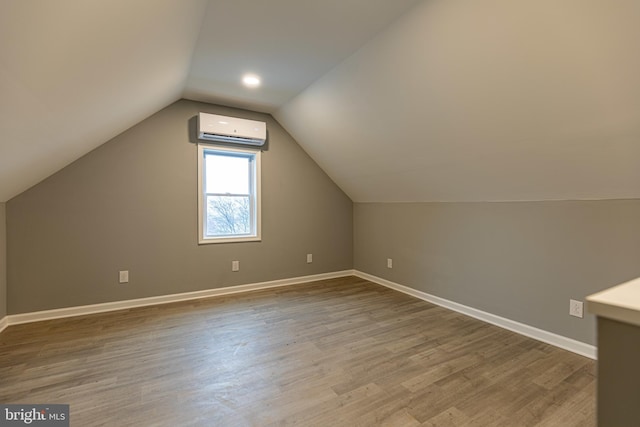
[206,196,250,236]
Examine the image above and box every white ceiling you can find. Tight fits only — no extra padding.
[276,0,640,202]
[0,0,208,202]
[1,0,640,203]
[184,0,421,112]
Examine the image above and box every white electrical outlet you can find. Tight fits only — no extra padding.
[387,258,393,269]
[119,270,129,284]
[307,254,313,264]
[569,299,584,318]
[232,261,240,272]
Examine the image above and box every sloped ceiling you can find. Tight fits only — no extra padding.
[276,0,640,202]
[0,0,208,202]
[1,0,640,203]
[184,0,422,112]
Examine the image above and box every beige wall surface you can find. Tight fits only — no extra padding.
[354,200,640,345]
[0,203,6,319]
[6,100,353,314]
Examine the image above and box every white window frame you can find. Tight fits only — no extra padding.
[197,144,261,244]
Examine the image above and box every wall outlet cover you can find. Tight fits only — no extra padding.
[569,299,584,318]
[119,270,129,284]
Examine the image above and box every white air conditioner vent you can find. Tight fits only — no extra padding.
[197,113,266,147]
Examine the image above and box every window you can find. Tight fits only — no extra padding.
[198,145,261,244]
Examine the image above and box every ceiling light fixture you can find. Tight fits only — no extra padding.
[242,74,261,88]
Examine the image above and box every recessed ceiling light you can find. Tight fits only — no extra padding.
[242,74,261,88]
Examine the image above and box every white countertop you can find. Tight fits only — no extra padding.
[587,276,640,327]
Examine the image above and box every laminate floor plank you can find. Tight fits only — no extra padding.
[0,276,595,426]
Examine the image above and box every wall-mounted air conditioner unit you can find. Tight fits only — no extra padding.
[197,112,266,147]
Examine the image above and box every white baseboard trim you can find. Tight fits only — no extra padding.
[354,271,597,360]
[2,270,598,360]
[0,316,8,334]
[6,270,354,327]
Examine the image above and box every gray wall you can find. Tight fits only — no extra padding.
[354,200,640,345]
[6,100,353,314]
[0,203,6,319]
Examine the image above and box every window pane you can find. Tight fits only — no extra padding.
[204,152,250,195]
[205,195,251,237]
[198,144,261,244]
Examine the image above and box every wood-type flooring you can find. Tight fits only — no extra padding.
[0,276,595,426]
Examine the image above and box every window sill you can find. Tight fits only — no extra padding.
[199,236,261,245]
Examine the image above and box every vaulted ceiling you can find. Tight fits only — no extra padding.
[1,0,639,203]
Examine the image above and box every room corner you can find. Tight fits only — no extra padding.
[0,202,7,331]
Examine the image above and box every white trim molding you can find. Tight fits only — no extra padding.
[6,271,353,327]
[354,271,597,360]
[1,270,598,360]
